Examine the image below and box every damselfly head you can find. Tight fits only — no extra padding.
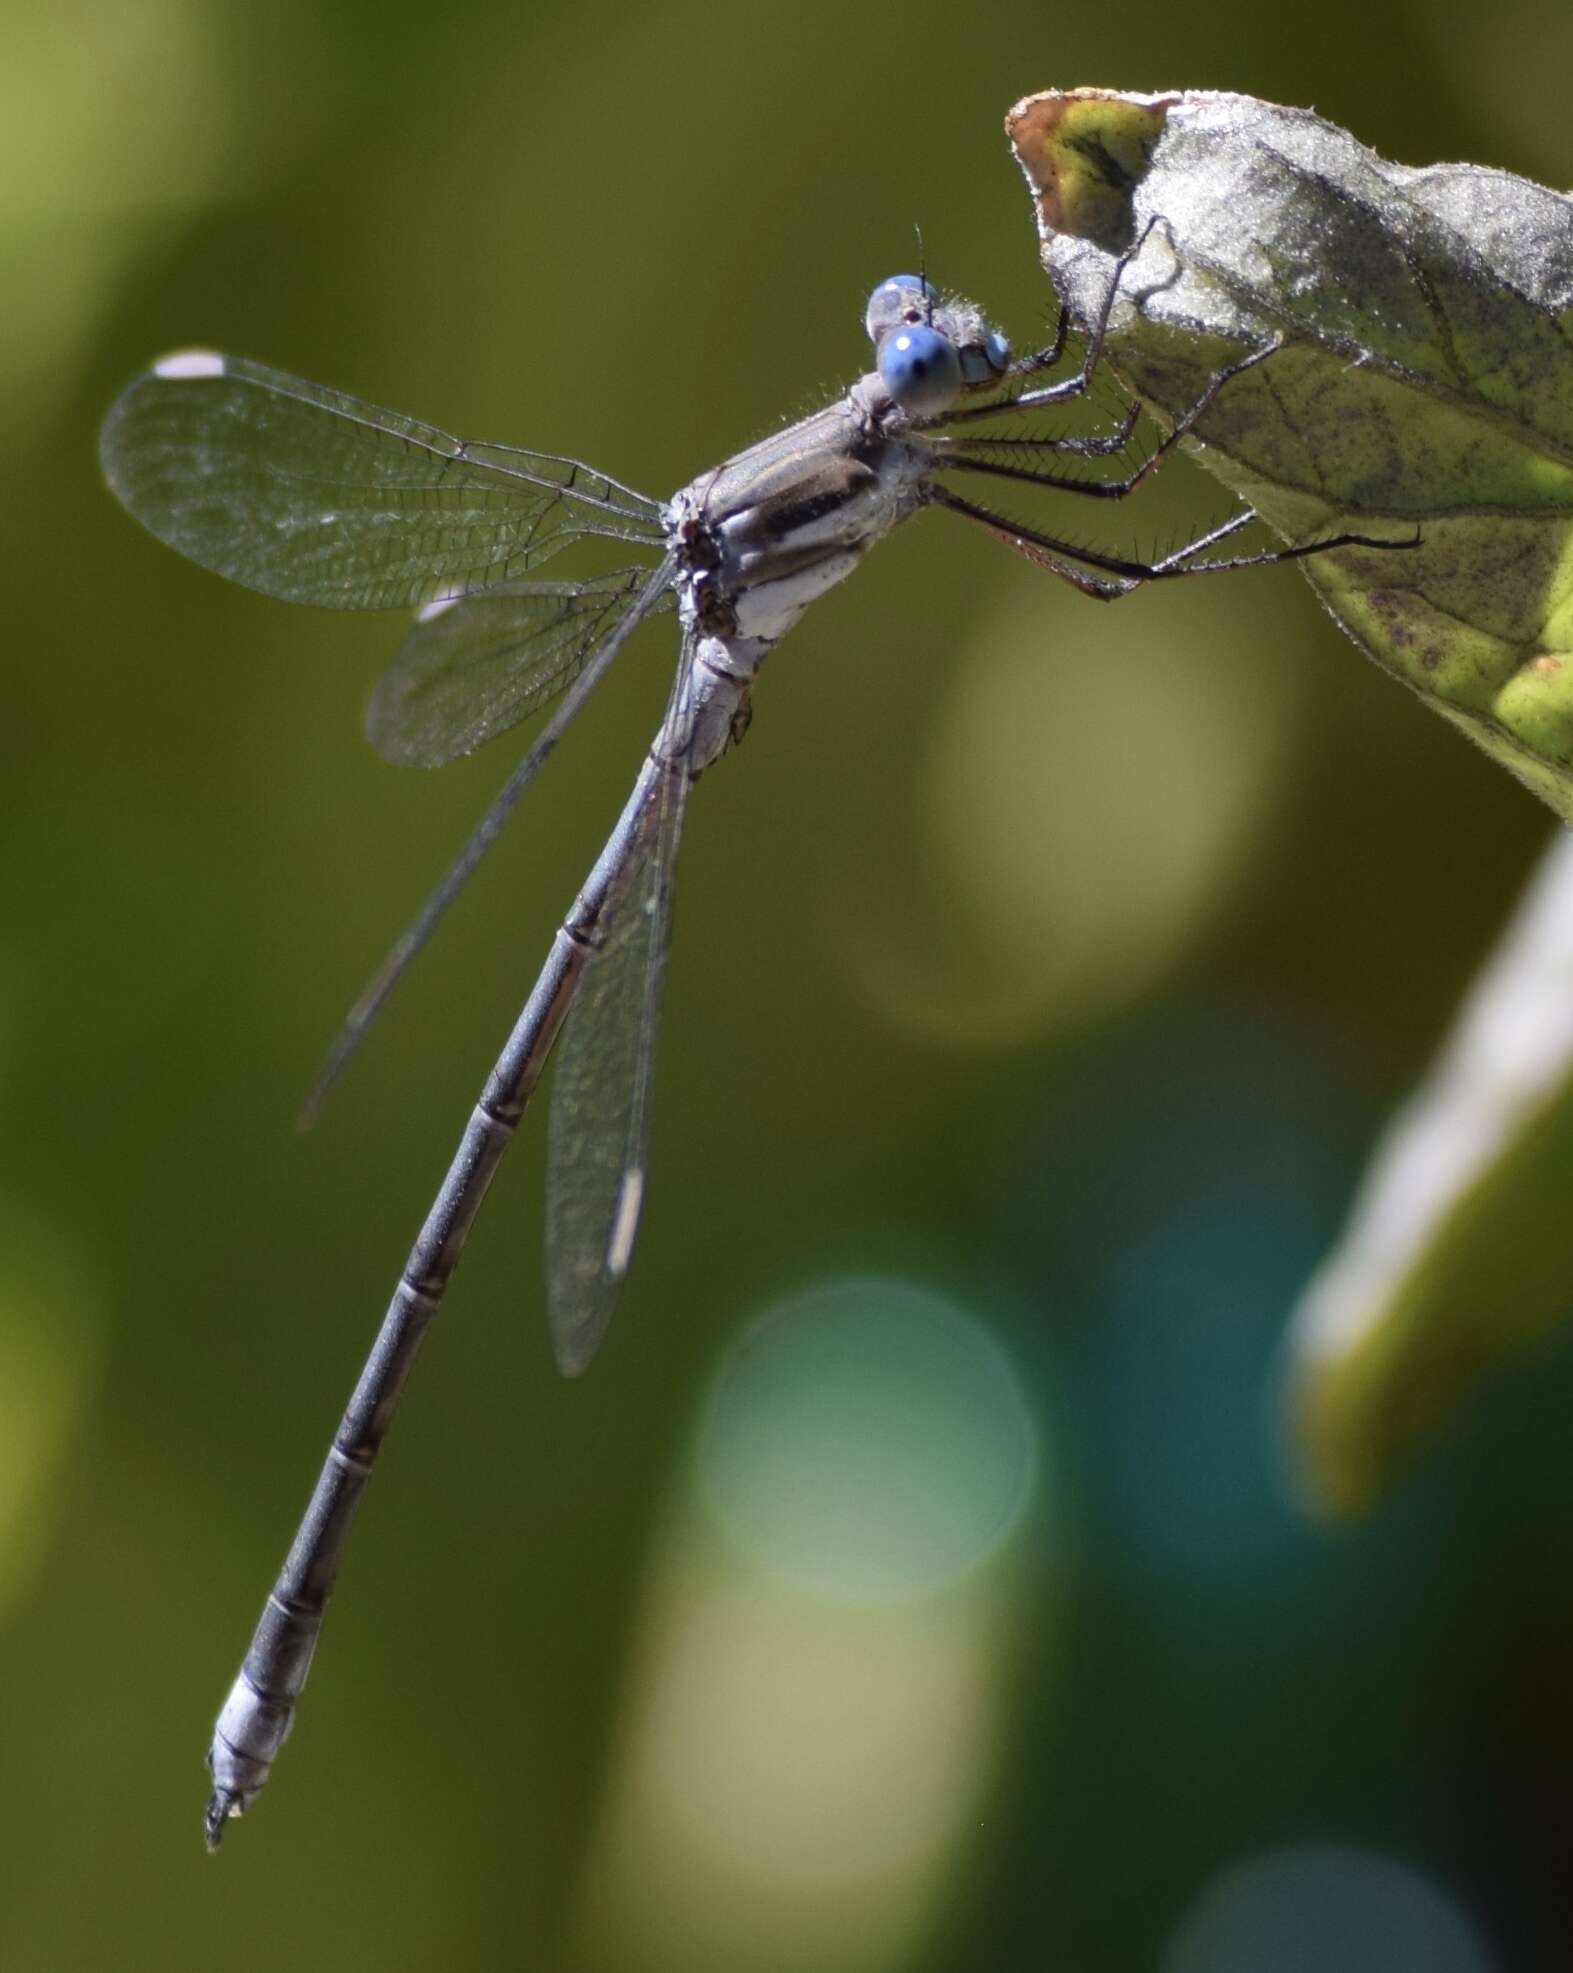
[862,274,1010,418]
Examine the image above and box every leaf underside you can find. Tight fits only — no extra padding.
[1008,88,1573,820]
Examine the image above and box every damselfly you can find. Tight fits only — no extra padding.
[100,239,1394,1844]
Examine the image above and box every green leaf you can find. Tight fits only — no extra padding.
[1283,834,1573,1515]
[1007,89,1573,820]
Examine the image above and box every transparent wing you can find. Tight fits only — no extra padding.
[545,639,696,1376]
[99,353,665,612]
[365,569,676,768]
[301,557,678,1123]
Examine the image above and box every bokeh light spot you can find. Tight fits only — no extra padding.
[0,1207,104,1625]
[1161,1840,1495,1973]
[849,583,1307,1048]
[696,1278,1036,1603]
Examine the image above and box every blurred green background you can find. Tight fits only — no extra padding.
[5,2,1573,1967]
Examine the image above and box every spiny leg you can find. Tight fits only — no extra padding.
[935,398,1142,467]
[931,337,1285,503]
[937,214,1170,429]
[929,486,1415,602]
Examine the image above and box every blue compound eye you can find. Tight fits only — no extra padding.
[958,329,1013,385]
[877,324,962,417]
[864,273,939,344]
